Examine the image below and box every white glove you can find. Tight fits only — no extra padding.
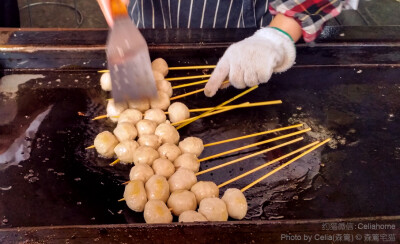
[204,27,296,97]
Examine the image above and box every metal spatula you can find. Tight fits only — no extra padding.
[106,0,157,103]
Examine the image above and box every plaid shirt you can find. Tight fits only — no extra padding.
[128,0,347,42]
[270,0,344,42]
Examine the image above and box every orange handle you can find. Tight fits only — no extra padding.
[110,0,128,18]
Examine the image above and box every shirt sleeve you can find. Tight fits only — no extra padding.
[269,0,343,42]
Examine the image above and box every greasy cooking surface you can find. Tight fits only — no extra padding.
[0,65,399,227]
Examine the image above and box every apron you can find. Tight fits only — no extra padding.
[127,0,273,29]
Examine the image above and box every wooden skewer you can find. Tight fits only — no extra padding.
[176,85,258,130]
[217,140,321,189]
[241,139,331,192]
[198,128,311,162]
[109,158,120,166]
[168,65,216,70]
[196,137,304,176]
[118,198,125,202]
[187,100,282,113]
[204,124,303,147]
[85,145,95,150]
[122,180,131,185]
[167,75,211,82]
[170,88,205,101]
[172,79,209,89]
[92,115,108,120]
[171,103,249,126]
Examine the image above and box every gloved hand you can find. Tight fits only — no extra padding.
[204,27,296,97]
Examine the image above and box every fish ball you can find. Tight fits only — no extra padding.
[145,175,170,202]
[174,153,200,173]
[144,108,166,124]
[106,99,128,122]
[114,140,139,163]
[221,188,248,220]
[100,72,112,91]
[137,134,161,149]
[94,131,119,158]
[156,79,173,97]
[198,198,228,221]
[168,102,190,123]
[178,210,208,223]
[136,119,157,137]
[178,137,204,157]
[128,99,150,112]
[133,146,159,166]
[150,91,170,111]
[153,70,164,81]
[167,190,197,216]
[168,168,197,192]
[123,180,147,212]
[144,200,173,224]
[129,163,154,182]
[118,109,142,125]
[113,122,137,141]
[155,123,180,144]
[190,181,219,204]
[151,58,168,76]
[152,158,175,179]
[158,143,181,162]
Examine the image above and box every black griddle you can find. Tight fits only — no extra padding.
[0,27,399,243]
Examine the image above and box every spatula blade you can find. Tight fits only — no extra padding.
[106,17,157,103]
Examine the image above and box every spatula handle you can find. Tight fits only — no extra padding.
[110,0,128,18]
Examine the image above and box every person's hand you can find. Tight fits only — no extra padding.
[204,27,296,97]
[97,0,130,27]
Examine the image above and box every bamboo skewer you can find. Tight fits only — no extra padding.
[171,79,209,89]
[204,124,303,147]
[85,145,95,150]
[167,75,211,81]
[168,65,216,70]
[176,86,258,130]
[196,137,304,176]
[170,88,205,100]
[109,158,120,166]
[217,140,321,189]
[198,128,311,162]
[241,139,331,192]
[92,115,108,120]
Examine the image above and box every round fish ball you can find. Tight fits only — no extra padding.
[113,122,137,142]
[150,91,170,111]
[144,108,166,124]
[129,163,154,182]
[94,131,119,158]
[100,72,112,91]
[114,140,139,163]
[153,70,164,81]
[174,153,200,173]
[198,198,228,221]
[123,180,147,212]
[118,109,142,125]
[178,137,204,157]
[136,119,157,137]
[145,175,170,202]
[152,158,175,179]
[178,210,208,223]
[190,181,219,204]
[168,168,197,192]
[133,146,159,166]
[155,123,180,145]
[106,99,128,122]
[156,79,173,97]
[144,200,173,224]
[167,190,197,216]
[168,102,190,123]
[151,58,168,76]
[158,143,181,162]
[137,134,161,149]
[221,188,248,220]
[128,99,150,112]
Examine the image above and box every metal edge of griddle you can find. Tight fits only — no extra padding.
[0,216,399,243]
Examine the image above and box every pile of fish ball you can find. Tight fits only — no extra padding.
[93,58,248,223]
